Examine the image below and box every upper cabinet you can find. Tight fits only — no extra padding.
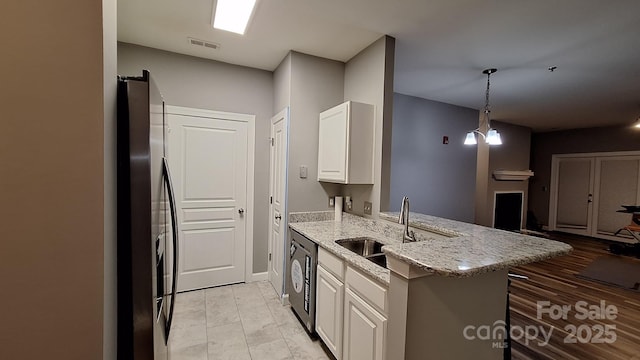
[317,101,375,184]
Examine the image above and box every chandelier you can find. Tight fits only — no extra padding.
[464,68,502,146]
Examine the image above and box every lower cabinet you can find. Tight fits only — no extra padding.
[316,265,344,359]
[343,288,387,360]
[315,248,388,360]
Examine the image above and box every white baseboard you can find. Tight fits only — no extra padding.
[249,272,268,282]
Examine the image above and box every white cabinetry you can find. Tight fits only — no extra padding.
[343,288,387,360]
[316,266,344,358]
[317,101,374,184]
[343,266,388,360]
[315,247,388,360]
[316,248,345,359]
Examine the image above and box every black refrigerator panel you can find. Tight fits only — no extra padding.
[149,72,169,360]
[117,70,177,360]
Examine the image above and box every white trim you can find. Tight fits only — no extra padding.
[283,109,291,297]
[283,108,291,293]
[548,155,596,234]
[592,155,640,243]
[246,113,256,284]
[268,107,290,298]
[548,156,559,231]
[549,151,640,242]
[551,150,640,159]
[166,104,256,284]
[165,105,253,123]
[549,152,640,231]
[250,272,268,282]
[492,191,525,229]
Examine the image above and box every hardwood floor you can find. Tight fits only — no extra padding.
[508,232,640,360]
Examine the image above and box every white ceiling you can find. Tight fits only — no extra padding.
[118,0,640,132]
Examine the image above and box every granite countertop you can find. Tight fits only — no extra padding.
[289,211,573,281]
[379,211,572,277]
[289,212,395,285]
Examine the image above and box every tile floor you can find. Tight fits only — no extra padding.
[169,281,331,360]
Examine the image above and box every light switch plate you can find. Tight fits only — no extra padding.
[364,201,372,215]
[329,197,335,207]
[299,165,308,179]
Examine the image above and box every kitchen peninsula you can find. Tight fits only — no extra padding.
[289,211,572,360]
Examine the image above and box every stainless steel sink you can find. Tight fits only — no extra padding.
[335,238,384,256]
[335,238,387,268]
[366,253,387,268]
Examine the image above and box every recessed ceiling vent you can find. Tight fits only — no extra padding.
[188,37,220,50]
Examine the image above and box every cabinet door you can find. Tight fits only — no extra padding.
[343,288,386,360]
[316,265,344,359]
[318,102,349,183]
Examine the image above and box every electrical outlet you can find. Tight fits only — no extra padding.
[329,197,335,207]
[364,201,372,215]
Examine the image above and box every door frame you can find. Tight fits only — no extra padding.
[549,150,640,240]
[165,105,256,283]
[268,107,289,298]
[592,154,640,241]
[548,156,595,235]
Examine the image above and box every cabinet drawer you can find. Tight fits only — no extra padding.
[319,247,345,281]
[345,266,388,315]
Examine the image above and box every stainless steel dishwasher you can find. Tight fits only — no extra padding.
[288,229,317,333]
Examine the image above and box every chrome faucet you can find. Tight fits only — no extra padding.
[399,196,416,243]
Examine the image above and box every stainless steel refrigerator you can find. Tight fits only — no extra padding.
[117,70,179,360]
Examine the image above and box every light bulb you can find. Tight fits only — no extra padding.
[486,129,502,145]
[464,132,477,145]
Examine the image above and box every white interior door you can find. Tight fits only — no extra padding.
[593,156,640,239]
[168,110,249,292]
[552,157,595,236]
[268,108,288,297]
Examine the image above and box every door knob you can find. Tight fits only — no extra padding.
[275,214,282,220]
[238,208,245,214]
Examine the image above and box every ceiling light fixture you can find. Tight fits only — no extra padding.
[633,117,640,128]
[464,68,502,146]
[212,0,257,35]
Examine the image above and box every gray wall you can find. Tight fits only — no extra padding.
[287,52,344,213]
[276,51,345,296]
[529,125,640,227]
[474,120,532,227]
[118,42,274,273]
[487,121,532,227]
[390,93,478,222]
[343,36,395,218]
[273,53,291,115]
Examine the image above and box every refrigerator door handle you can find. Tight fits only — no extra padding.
[163,157,179,341]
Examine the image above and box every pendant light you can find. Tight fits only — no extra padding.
[464,68,502,146]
